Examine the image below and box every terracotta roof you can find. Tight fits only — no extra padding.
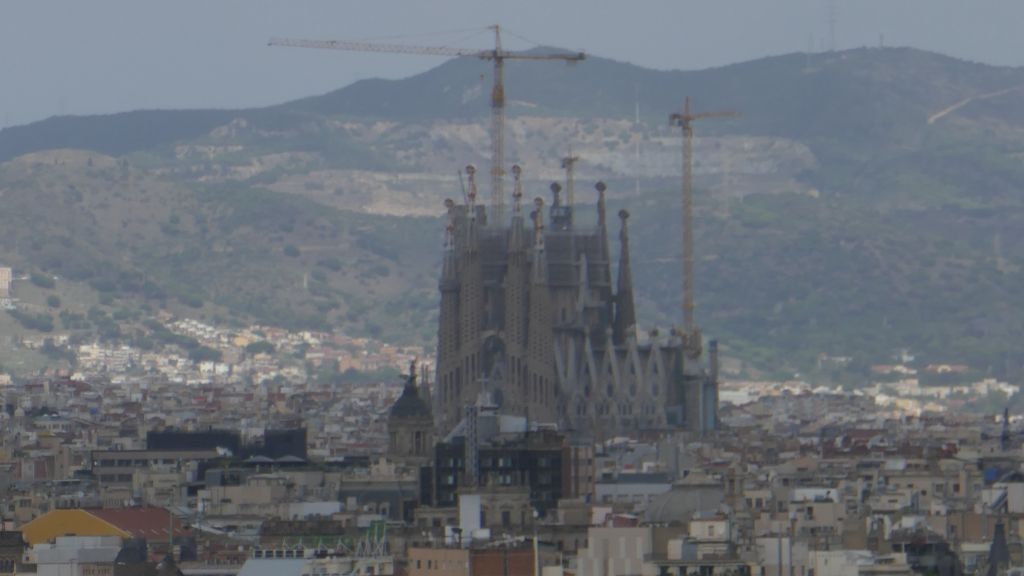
[88,507,190,541]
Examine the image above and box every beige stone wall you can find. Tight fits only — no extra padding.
[0,267,10,298]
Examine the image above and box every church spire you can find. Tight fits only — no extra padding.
[406,358,418,393]
[466,164,480,237]
[596,182,614,329]
[613,209,636,345]
[531,197,547,283]
[504,165,528,412]
[458,165,484,414]
[436,196,461,427]
[527,196,556,422]
[509,165,525,252]
[441,198,457,286]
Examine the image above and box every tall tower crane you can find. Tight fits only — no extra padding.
[270,26,585,225]
[670,97,739,351]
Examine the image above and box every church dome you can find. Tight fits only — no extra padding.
[389,374,431,420]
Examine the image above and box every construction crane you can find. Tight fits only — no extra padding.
[670,97,739,349]
[270,26,585,225]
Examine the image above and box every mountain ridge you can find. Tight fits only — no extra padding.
[5,47,1023,164]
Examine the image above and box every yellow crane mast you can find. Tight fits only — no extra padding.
[670,97,739,351]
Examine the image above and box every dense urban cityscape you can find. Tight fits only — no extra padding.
[3,3,1024,576]
[0,168,1022,576]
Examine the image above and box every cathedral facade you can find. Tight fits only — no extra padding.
[433,166,718,438]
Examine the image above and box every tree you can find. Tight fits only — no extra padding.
[189,346,222,363]
[245,341,275,355]
[30,272,56,289]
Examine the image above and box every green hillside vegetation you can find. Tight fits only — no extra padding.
[0,151,440,346]
[625,184,1024,380]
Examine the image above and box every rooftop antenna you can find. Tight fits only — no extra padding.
[1002,407,1011,452]
[804,33,814,69]
[635,85,641,197]
[828,0,838,52]
[634,84,641,125]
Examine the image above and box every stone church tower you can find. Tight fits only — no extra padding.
[433,166,719,438]
[387,361,435,467]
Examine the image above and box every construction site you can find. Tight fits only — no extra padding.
[271,26,727,437]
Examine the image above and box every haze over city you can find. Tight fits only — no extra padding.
[2,0,1024,126]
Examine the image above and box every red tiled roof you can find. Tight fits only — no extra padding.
[88,507,190,540]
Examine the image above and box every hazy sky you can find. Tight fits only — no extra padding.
[2,0,1023,128]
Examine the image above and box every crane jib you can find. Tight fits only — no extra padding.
[270,29,586,225]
